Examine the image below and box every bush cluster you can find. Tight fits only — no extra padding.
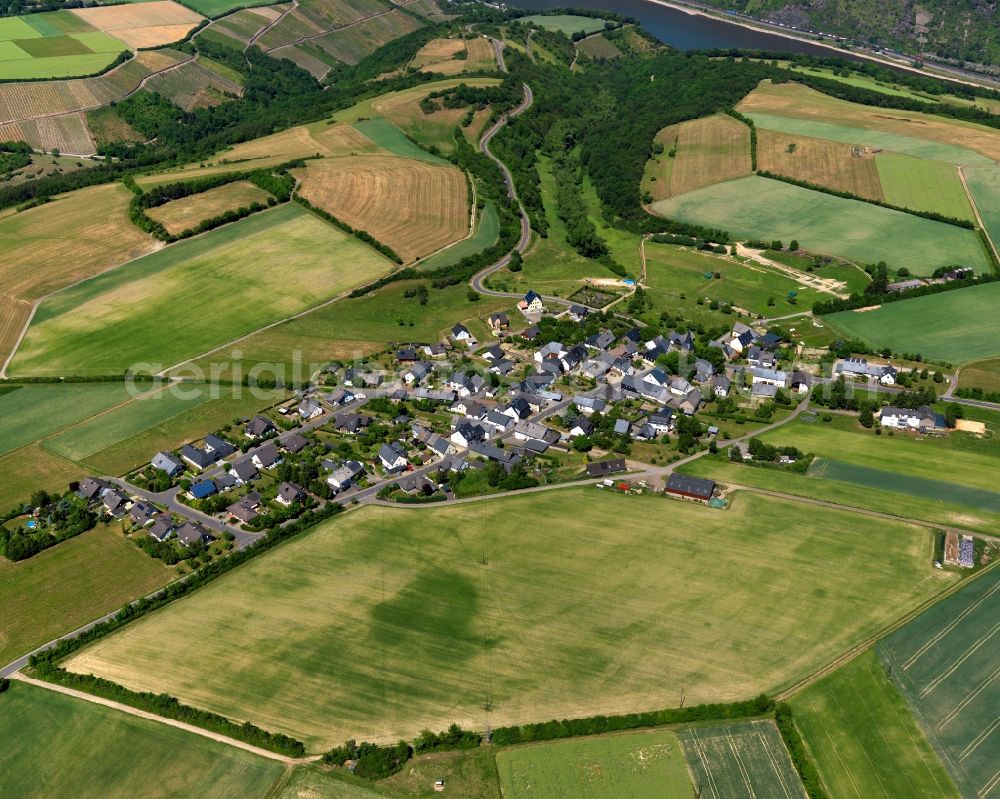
[775,702,829,799]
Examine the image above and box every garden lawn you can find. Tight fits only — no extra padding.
[497,729,693,798]
[0,525,171,667]
[651,175,991,276]
[0,681,283,799]
[10,204,396,376]
[825,281,1000,362]
[63,489,956,750]
[0,383,130,456]
[791,650,960,799]
[875,153,974,221]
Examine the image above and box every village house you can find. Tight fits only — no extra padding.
[228,492,262,524]
[252,442,283,471]
[180,443,216,472]
[190,480,216,500]
[298,398,323,420]
[568,304,589,322]
[245,415,277,440]
[129,501,158,527]
[283,432,310,455]
[333,413,372,434]
[148,516,175,542]
[519,290,545,314]
[835,357,898,386]
[751,367,788,388]
[451,421,488,448]
[488,312,509,335]
[325,388,355,407]
[276,482,306,507]
[403,362,433,386]
[568,416,594,438]
[879,405,939,431]
[175,521,213,548]
[586,458,627,478]
[378,441,409,473]
[451,323,474,345]
[151,451,184,478]
[327,460,365,493]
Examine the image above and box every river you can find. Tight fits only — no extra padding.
[513,0,868,61]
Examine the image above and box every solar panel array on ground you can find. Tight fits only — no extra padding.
[877,568,1000,799]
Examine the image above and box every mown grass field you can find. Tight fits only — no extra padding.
[352,117,448,164]
[877,567,1000,799]
[644,113,751,201]
[295,155,468,262]
[146,180,273,236]
[644,241,827,315]
[186,279,509,379]
[497,729,693,798]
[10,204,395,376]
[875,153,974,221]
[755,127,882,200]
[826,281,1000,362]
[0,680,283,799]
[0,444,85,513]
[963,165,1000,254]
[410,36,493,76]
[0,182,158,302]
[958,356,1000,394]
[651,175,992,276]
[758,414,1000,493]
[679,721,806,799]
[738,81,1000,164]
[791,649,960,799]
[70,2,204,49]
[521,14,606,34]
[64,489,955,750]
[0,525,171,667]
[0,383,130,456]
[576,33,621,60]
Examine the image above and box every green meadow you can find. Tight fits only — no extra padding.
[64,489,954,750]
[417,200,499,271]
[963,165,1000,252]
[0,383,129,456]
[520,14,606,35]
[497,729,693,798]
[352,118,449,164]
[791,650,960,799]
[877,568,1000,799]
[825,281,1000,362]
[875,153,974,221]
[10,204,395,376]
[679,721,806,799]
[0,681,283,799]
[0,525,171,667]
[747,113,993,165]
[651,175,992,275]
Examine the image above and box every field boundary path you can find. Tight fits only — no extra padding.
[9,672,321,764]
[734,244,849,298]
[957,165,1000,269]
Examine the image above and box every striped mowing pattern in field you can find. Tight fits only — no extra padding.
[679,721,807,799]
[878,568,1000,799]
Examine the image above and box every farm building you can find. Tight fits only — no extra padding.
[586,458,627,478]
[665,473,716,502]
[835,358,897,385]
[879,406,939,431]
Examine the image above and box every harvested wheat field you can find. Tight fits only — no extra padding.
[465,36,496,69]
[738,80,1000,164]
[645,113,752,201]
[0,183,159,302]
[411,37,464,69]
[295,155,468,261]
[147,181,273,235]
[0,294,31,367]
[756,128,884,201]
[136,122,379,187]
[71,1,204,48]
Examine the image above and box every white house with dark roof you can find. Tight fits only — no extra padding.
[879,406,938,431]
[835,357,898,386]
[151,451,184,478]
[519,290,544,314]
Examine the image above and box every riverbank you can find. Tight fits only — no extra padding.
[643,0,999,90]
